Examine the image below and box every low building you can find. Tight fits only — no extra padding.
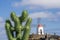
[29,34,60,40]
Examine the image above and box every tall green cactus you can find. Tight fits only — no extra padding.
[5,10,32,40]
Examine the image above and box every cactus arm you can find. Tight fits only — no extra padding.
[22,18,32,40]
[7,20,15,37]
[19,10,28,22]
[11,12,22,40]
[10,12,18,23]
[25,18,32,26]
[5,20,13,40]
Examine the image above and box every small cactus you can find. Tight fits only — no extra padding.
[5,10,32,40]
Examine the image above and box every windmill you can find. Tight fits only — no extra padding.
[31,18,44,35]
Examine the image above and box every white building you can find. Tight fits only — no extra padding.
[37,24,44,35]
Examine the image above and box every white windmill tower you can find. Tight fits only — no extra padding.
[37,24,44,35]
[37,18,44,35]
[31,18,44,35]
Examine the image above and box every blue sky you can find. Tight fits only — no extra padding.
[0,0,60,40]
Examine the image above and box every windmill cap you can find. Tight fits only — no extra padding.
[38,24,43,27]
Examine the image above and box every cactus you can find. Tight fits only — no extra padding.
[5,10,32,40]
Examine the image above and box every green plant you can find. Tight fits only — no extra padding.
[5,10,32,40]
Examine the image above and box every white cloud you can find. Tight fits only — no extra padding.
[29,12,53,18]
[0,17,7,40]
[0,17,4,22]
[12,0,60,9]
[0,29,7,40]
[0,17,4,27]
[0,30,6,35]
[29,11,60,21]
[0,17,5,28]
[56,12,60,16]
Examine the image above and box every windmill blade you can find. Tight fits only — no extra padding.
[30,24,37,27]
[37,18,41,24]
[42,24,46,27]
